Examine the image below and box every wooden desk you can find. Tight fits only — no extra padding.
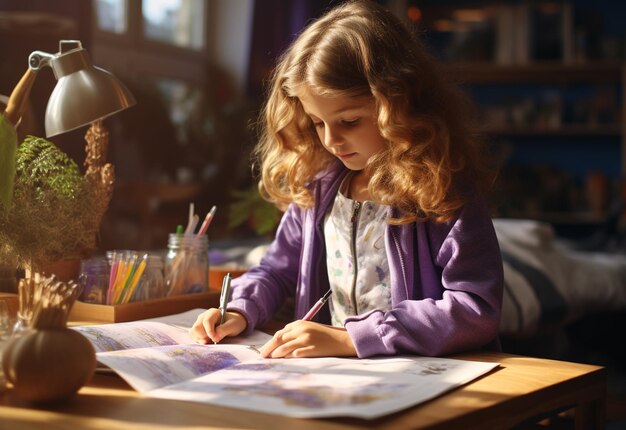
[0,351,605,430]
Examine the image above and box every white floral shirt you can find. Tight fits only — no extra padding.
[324,177,391,327]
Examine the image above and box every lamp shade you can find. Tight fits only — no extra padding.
[44,43,135,137]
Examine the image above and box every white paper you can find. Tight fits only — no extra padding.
[74,309,499,419]
[149,356,498,419]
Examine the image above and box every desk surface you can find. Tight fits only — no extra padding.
[0,351,606,430]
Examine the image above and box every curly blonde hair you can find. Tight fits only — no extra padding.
[254,0,494,223]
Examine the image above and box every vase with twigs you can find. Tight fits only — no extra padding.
[2,274,96,404]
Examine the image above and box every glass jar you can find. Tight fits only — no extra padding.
[131,255,165,302]
[165,234,209,295]
[13,278,33,334]
[78,258,110,304]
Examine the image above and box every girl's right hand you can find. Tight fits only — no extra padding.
[189,308,247,344]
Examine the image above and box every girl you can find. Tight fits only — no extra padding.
[191,0,503,358]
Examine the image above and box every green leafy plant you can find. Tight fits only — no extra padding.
[228,185,281,236]
[0,136,100,271]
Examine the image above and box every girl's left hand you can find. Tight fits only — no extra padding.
[259,320,356,358]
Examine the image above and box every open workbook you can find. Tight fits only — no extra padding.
[73,309,499,419]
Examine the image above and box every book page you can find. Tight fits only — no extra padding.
[73,308,274,391]
[148,356,499,419]
[73,309,273,352]
[74,320,194,352]
[97,343,262,392]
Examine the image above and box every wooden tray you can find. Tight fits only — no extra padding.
[68,291,219,324]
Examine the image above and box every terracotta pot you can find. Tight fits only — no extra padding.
[26,259,82,283]
[208,266,246,292]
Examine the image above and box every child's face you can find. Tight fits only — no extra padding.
[298,87,386,171]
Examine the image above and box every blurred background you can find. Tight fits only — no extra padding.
[2,2,626,426]
[0,0,625,252]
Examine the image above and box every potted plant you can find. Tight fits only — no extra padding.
[0,131,112,280]
[228,184,282,237]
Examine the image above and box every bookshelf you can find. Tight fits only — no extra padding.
[458,62,625,221]
[412,1,626,221]
[446,62,625,148]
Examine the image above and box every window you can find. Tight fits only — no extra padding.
[91,0,214,182]
[95,0,128,34]
[142,0,204,50]
[92,0,212,120]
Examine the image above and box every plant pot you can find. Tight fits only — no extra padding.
[25,259,82,283]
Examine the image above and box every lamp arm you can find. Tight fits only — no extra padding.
[3,50,55,126]
[3,68,36,126]
[28,51,54,71]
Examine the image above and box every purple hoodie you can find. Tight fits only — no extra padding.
[228,162,503,357]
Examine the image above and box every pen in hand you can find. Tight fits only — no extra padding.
[219,273,232,326]
[302,289,332,321]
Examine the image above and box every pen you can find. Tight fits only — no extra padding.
[302,289,333,321]
[219,273,232,325]
[197,205,217,236]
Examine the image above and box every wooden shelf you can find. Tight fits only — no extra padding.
[501,211,607,225]
[483,124,622,136]
[446,62,625,84]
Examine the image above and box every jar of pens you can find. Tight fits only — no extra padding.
[164,205,216,295]
[78,251,166,305]
[77,204,217,305]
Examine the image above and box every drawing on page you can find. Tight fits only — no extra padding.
[76,325,180,352]
[216,362,410,408]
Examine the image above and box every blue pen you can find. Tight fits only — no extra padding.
[219,273,232,325]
